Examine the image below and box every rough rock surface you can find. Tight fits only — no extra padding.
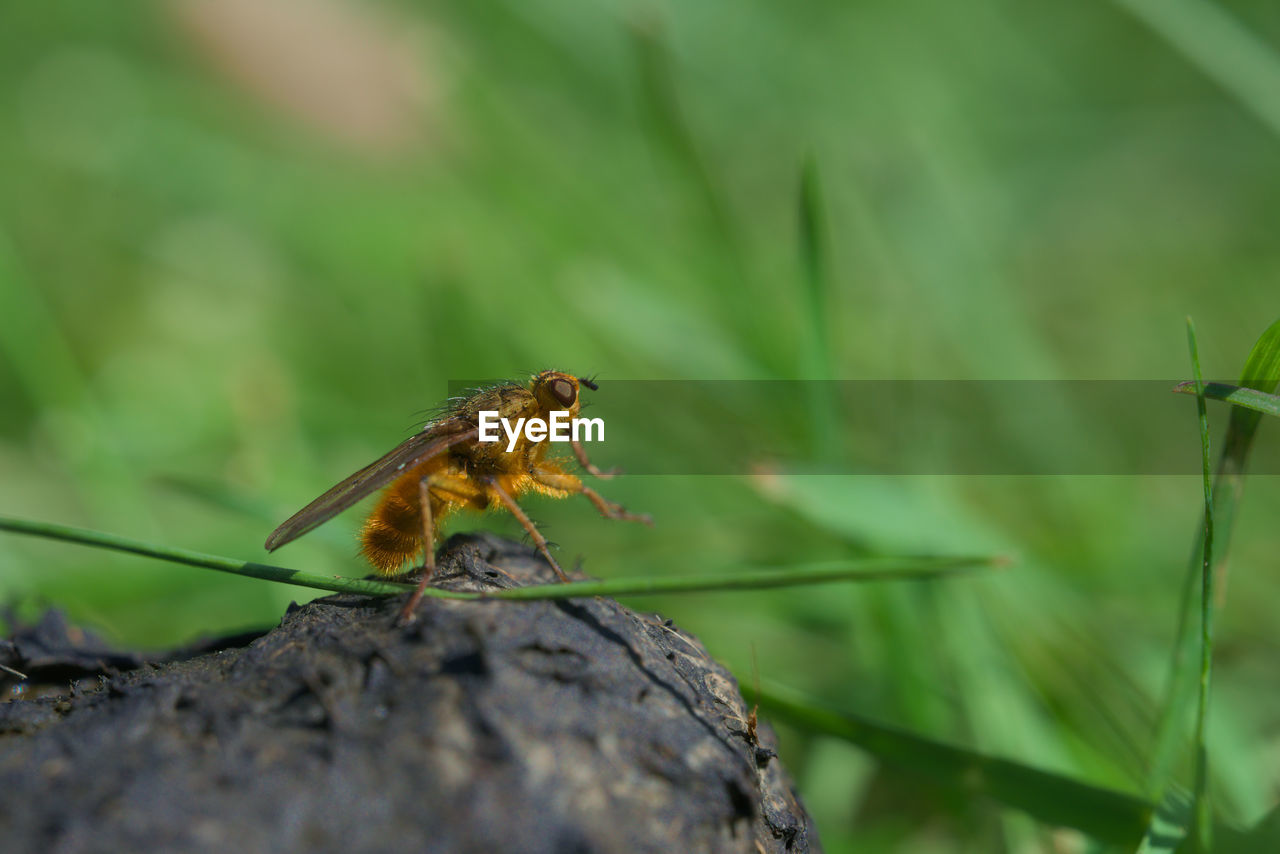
[0,532,819,853]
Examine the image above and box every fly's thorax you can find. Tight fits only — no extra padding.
[457,384,537,423]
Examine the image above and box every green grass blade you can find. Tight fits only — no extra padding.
[1232,315,1280,436]
[1112,0,1280,140]
[488,555,1001,599]
[0,233,87,413]
[1147,317,1280,806]
[0,515,1001,603]
[0,233,153,527]
[0,515,415,597]
[629,18,734,248]
[747,679,1153,846]
[1136,789,1192,854]
[1185,317,1216,853]
[1171,381,1280,418]
[797,158,840,462]
[798,159,829,357]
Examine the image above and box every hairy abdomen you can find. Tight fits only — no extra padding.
[360,460,452,574]
[359,457,542,575]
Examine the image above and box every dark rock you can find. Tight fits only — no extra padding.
[0,532,819,853]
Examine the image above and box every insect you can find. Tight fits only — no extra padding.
[265,370,651,621]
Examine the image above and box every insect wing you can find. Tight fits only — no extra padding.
[264,422,479,551]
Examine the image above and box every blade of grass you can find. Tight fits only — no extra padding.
[798,158,839,463]
[1147,317,1280,804]
[492,555,1004,599]
[1136,789,1192,854]
[625,12,786,369]
[0,233,153,528]
[1172,381,1280,418]
[629,16,735,252]
[746,679,1154,846]
[0,515,1001,602]
[1112,0,1280,140]
[1185,318,1216,853]
[0,515,416,597]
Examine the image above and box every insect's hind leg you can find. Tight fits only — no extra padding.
[398,478,439,623]
[398,472,482,623]
[484,476,572,583]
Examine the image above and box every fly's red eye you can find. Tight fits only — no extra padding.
[550,379,576,406]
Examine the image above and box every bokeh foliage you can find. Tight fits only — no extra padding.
[2,1,1280,851]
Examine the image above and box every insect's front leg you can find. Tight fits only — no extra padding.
[571,438,620,479]
[531,466,653,526]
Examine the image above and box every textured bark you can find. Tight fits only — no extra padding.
[0,532,819,853]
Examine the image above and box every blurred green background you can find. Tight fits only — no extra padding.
[2,1,1279,851]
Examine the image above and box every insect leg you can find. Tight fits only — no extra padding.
[531,468,653,526]
[571,438,620,479]
[398,476,439,623]
[484,477,571,582]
